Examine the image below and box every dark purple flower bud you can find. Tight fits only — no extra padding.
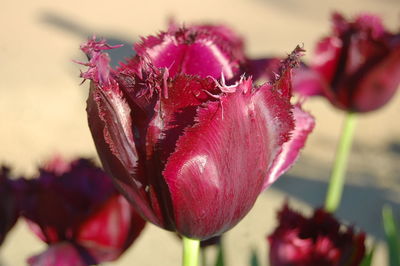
[20,157,146,265]
[79,25,315,240]
[268,203,365,266]
[0,166,19,246]
[294,12,400,112]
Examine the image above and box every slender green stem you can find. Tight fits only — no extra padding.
[325,112,357,212]
[201,248,207,266]
[182,236,200,266]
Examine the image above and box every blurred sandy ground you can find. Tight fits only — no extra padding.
[1,0,399,265]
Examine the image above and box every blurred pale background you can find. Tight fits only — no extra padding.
[1,0,399,265]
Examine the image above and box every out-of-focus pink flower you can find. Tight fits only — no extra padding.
[20,157,146,266]
[294,12,400,112]
[268,203,365,266]
[0,166,19,246]
[78,24,315,240]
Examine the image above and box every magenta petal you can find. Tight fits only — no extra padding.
[28,243,87,266]
[293,66,326,97]
[135,28,239,79]
[354,13,385,39]
[263,106,315,190]
[163,78,293,238]
[77,195,146,262]
[311,36,342,83]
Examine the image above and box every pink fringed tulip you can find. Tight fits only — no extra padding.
[79,25,315,240]
[0,166,19,246]
[294,12,400,112]
[268,203,365,266]
[20,157,146,266]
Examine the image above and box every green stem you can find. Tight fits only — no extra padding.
[325,112,357,212]
[201,248,207,266]
[182,236,200,266]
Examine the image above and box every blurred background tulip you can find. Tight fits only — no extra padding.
[19,157,146,265]
[268,203,366,266]
[294,12,400,113]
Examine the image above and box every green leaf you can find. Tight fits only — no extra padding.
[360,246,375,266]
[249,249,260,266]
[382,205,400,266]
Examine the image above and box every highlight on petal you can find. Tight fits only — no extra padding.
[263,105,315,190]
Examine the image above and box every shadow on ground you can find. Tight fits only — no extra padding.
[269,155,400,242]
[39,11,136,67]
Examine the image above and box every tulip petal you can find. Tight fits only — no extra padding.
[263,106,315,190]
[77,195,146,262]
[245,57,282,82]
[292,66,326,97]
[353,47,400,112]
[312,36,342,84]
[87,84,163,227]
[27,242,89,266]
[0,167,19,246]
[268,203,366,266]
[163,78,294,238]
[135,27,239,79]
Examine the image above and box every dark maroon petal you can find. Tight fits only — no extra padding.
[87,81,139,176]
[135,27,240,79]
[147,75,216,162]
[81,39,165,226]
[263,106,315,190]
[27,242,89,266]
[352,47,400,112]
[20,158,116,242]
[77,195,146,262]
[0,167,19,246]
[245,57,282,82]
[163,78,294,239]
[87,84,164,227]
